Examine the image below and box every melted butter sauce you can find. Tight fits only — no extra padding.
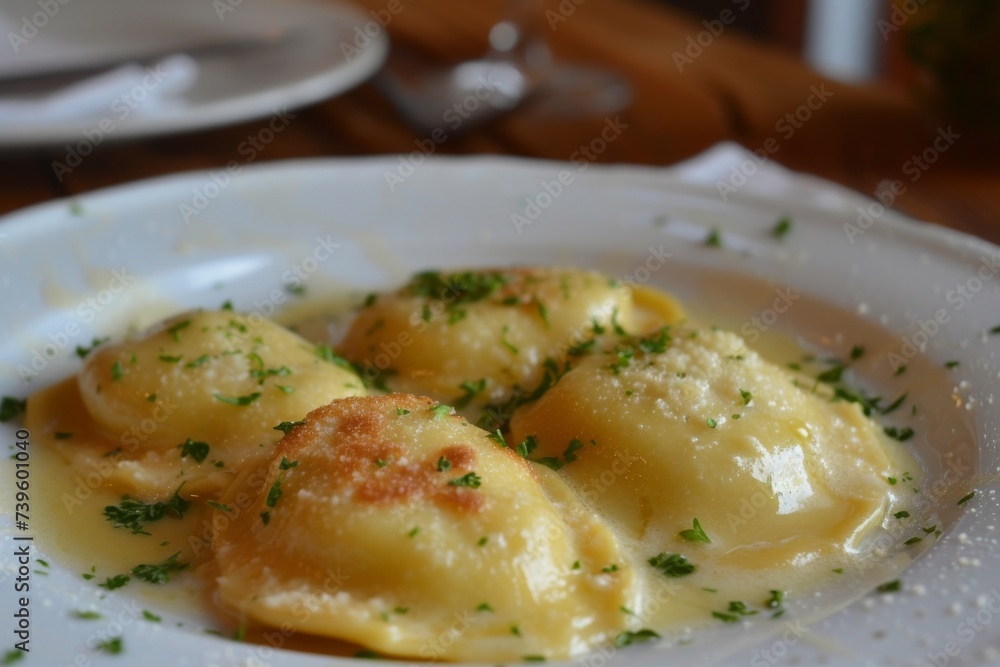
[25,285,956,662]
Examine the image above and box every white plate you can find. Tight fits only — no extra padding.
[1,145,998,666]
[0,0,387,147]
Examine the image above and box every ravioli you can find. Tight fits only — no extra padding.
[34,310,366,498]
[337,268,683,421]
[213,394,634,661]
[509,326,913,575]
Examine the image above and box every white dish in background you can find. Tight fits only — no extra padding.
[0,0,387,147]
[0,145,998,666]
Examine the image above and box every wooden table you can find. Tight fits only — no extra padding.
[1,0,998,243]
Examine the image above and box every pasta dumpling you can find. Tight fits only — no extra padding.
[213,394,634,661]
[47,310,366,497]
[509,326,910,573]
[337,268,683,420]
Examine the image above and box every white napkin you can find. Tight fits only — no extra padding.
[0,55,199,125]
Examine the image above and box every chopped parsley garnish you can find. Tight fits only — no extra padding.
[436,456,451,472]
[957,491,976,506]
[396,407,410,415]
[883,426,914,442]
[535,299,550,327]
[486,429,508,448]
[881,393,908,415]
[448,472,482,489]
[478,536,489,546]
[772,216,792,239]
[602,564,619,573]
[110,360,125,381]
[648,552,695,578]
[206,501,233,513]
[894,510,911,519]
[375,458,388,468]
[875,580,901,594]
[96,637,123,655]
[706,418,718,429]
[516,436,538,458]
[705,228,722,247]
[132,552,188,584]
[213,392,261,406]
[904,537,922,546]
[142,610,161,622]
[679,517,711,543]
[944,360,960,369]
[511,625,521,636]
[184,354,211,368]
[408,527,420,538]
[455,378,487,409]
[850,345,865,360]
[406,270,510,308]
[603,308,624,339]
[638,327,671,353]
[567,338,596,356]
[158,354,182,363]
[260,511,271,525]
[739,389,752,406]
[614,629,661,647]
[178,438,210,463]
[894,364,908,376]
[832,568,844,574]
[0,396,26,423]
[887,476,898,485]
[279,457,299,470]
[71,610,103,620]
[99,574,130,590]
[103,486,190,534]
[75,336,109,358]
[764,590,784,610]
[476,602,494,612]
[273,420,306,435]
[562,438,585,462]
[286,283,306,297]
[713,600,758,623]
[166,319,191,341]
[816,364,845,384]
[362,293,378,308]
[265,480,283,508]
[315,344,354,370]
[430,404,453,420]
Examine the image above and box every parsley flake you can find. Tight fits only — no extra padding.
[213,392,261,406]
[614,629,661,647]
[178,438,210,463]
[648,552,695,578]
[679,517,711,543]
[131,552,188,584]
[273,420,306,435]
[448,472,482,489]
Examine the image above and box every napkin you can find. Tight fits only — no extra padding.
[0,55,199,125]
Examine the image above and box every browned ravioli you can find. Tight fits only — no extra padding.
[212,394,635,662]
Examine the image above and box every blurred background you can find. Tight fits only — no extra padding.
[0,0,997,239]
